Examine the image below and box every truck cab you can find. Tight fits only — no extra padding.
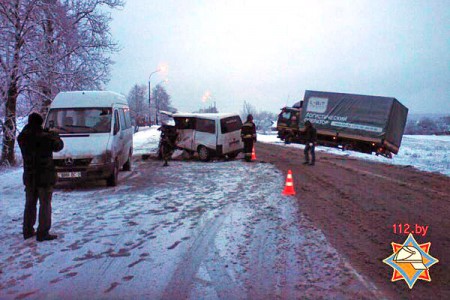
[276,101,303,143]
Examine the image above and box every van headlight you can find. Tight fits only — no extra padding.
[91,155,105,165]
[91,151,113,165]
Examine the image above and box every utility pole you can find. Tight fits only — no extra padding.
[148,80,151,125]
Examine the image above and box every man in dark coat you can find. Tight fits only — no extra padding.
[241,114,257,162]
[158,124,178,166]
[303,120,317,166]
[18,113,64,241]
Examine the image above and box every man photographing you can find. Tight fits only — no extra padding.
[18,112,64,242]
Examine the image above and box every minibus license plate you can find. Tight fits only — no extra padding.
[58,172,81,178]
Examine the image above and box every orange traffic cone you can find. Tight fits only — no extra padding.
[251,145,257,160]
[282,170,296,195]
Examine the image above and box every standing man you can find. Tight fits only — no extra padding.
[303,120,317,166]
[18,113,64,242]
[158,124,178,167]
[241,114,257,162]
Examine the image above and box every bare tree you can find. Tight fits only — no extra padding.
[240,101,276,132]
[241,100,257,120]
[127,84,148,119]
[153,84,175,124]
[254,110,277,133]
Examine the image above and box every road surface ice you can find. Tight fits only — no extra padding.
[258,133,450,176]
[0,156,378,299]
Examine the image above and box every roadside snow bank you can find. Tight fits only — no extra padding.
[258,134,450,176]
[133,126,160,155]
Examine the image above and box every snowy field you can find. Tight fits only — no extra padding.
[258,133,450,176]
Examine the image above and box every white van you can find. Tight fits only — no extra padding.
[164,112,244,161]
[44,91,133,186]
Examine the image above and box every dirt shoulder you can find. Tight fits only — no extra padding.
[256,142,450,299]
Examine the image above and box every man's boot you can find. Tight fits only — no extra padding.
[23,230,36,240]
[37,233,57,242]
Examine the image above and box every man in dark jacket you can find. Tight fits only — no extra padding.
[158,124,178,167]
[303,120,317,166]
[18,113,64,241]
[241,114,257,162]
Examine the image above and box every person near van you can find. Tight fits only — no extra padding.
[158,124,178,166]
[303,120,317,166]
[241,114,257,162]
[18,113,64,241]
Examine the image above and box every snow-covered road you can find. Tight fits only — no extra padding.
[0,156,377,299]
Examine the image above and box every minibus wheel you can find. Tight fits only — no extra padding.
[198,146,210,161]
[123,149,132,171]
[107,159,119,186]
[227,152,238,159]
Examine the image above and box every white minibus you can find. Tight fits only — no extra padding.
[165,112,244,161]
[44,91,133,186]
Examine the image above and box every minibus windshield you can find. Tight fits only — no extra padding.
[45,108,112,133]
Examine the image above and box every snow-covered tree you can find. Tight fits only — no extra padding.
[0,0,124,165]
[0,0,40,165]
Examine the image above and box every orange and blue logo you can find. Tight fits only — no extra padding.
[383,233,439,289]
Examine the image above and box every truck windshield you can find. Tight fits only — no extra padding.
[45,108,112,134]
[279,111,291,120]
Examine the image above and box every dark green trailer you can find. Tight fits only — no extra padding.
[277,90,408,157]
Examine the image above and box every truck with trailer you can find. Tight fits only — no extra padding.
[277,90,409,158]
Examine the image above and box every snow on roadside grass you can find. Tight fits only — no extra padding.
[258,133,450,176]
[132,126,160,155]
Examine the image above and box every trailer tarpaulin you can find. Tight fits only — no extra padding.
[301,90,408,151]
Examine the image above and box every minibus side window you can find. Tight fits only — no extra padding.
[119,109,126,131]
[220,116,243,134]
[196,118,215,134]
[175,117,195,130]
[114,110,120,135]
[124,109,132,129]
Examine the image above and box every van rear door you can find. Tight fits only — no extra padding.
[220,116,243,154]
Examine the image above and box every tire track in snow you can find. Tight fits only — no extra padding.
[162,204,238,299]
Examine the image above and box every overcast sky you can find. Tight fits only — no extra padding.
[106,0,450,114]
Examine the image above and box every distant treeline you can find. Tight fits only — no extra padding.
[405,115,450,135]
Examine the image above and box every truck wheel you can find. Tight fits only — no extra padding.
[284,135,292,144]
[123,149,132,171]
[107,159,119,186]
[198,146,210,162]
[343,144,353,151]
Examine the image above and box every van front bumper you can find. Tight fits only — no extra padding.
[55,162,115,182]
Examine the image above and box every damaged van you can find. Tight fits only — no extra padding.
[162,112,244,161]
[44,91,133,186]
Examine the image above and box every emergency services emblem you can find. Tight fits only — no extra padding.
[382,233,439,289]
